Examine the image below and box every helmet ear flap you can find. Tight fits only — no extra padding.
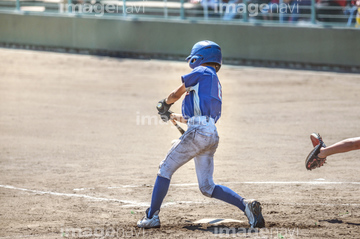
[189,55,203,69]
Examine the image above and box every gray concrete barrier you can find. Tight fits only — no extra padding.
[0,12,359,71]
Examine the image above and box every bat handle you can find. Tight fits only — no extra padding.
[170,119,185,135]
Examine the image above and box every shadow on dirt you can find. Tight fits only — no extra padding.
[320,219,360,226]
[322,219,344,224]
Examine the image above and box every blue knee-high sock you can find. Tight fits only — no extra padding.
[148,175,170,218]
[211,185,246,212]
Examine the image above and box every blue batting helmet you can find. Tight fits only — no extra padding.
[186,40,222,70]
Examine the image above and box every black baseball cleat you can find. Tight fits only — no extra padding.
[244,199,265,228]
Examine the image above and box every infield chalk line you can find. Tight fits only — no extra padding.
[1,182,360,208]
[0,184,203,208]
[113,181,360,188]
[240,181,360,185]
[0,184,149,208]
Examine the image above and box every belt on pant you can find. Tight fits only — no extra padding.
[187,116,215,126]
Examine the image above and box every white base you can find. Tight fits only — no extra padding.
[193,218,244,225]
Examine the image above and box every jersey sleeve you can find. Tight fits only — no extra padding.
[181,68,200,88]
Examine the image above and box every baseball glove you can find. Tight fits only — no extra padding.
[305,133,327,170]
[310,132,326,148]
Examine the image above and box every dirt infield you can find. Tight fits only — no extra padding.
[0,48,360,239]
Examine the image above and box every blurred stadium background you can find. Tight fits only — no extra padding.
[0,0,359,72]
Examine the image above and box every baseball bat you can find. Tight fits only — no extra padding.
[170,119,185,135]
[157,101,185,135]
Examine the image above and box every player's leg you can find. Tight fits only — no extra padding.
[138,128,206,228]
[194,152,245,211]
[149,130,201,216]
[146,138,183,220]
[146,175,170,219]
[318,137,360,158]
[192,132,246,210]
[194,144,265,228]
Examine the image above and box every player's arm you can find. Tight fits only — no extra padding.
[165,83,186,104]
[157,83,186,122]
[171,113,188,124]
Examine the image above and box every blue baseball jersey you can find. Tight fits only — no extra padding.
[181,66,222,123]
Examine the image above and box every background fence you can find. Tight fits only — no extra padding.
[0,1,359,72]
[0,0,359,27]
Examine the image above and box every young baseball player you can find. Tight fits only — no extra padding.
[137,40,265,229]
